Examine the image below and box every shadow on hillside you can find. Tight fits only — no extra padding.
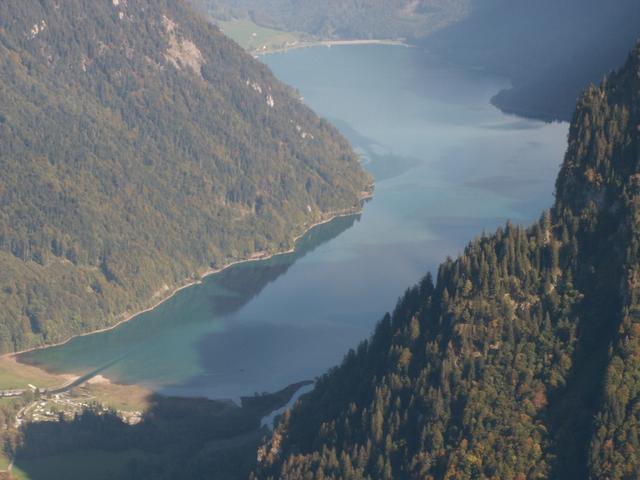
[13,382,308,480]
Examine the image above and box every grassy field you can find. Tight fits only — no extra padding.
[0,355,151,410]
[218,18,306,52]
[12,450,155,480]
[0,450,11,470]
[77,380,151,412]
[0,357,68,391]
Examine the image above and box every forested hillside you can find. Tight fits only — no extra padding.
[254,42,640,479]
[198,0,471,40]
[0,0,370,353]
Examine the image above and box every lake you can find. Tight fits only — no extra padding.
[20,45,569,400]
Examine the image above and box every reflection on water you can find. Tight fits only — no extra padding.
[22,45,569,400]
[20,215,360,397]
[327,118,423,182]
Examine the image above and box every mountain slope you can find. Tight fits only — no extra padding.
[254,42,640,479]
[0,0,370,353]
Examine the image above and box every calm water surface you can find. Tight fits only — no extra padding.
[21,45,569,399]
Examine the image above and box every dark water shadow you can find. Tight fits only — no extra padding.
[155,213,364,399]
[204,213,361,317]
[17,215,361,389]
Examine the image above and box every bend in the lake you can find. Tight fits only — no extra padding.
[19,45,569,401]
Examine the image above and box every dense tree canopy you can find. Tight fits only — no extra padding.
[0,0,370,353]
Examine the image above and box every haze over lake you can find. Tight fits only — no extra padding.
[20,45,568,400]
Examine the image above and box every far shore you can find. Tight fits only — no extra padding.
[254,38,412,56]
[8,195,373,367]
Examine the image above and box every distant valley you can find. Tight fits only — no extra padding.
[199,0,640,123]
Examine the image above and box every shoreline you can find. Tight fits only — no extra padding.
[254,38,412,56]
[10,199,372,364]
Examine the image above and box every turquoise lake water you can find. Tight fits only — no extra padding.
[20,45,569,400]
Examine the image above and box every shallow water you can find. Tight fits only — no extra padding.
[21,45,568,400]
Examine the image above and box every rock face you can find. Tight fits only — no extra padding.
[254,42,640,480]
[0,0,370,352]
